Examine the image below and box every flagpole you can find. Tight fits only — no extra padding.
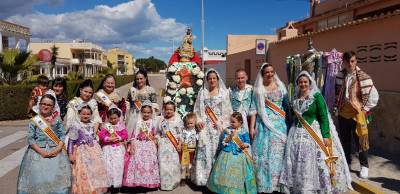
[201,0,205,70]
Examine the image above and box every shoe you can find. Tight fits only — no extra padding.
[360,166,369,179]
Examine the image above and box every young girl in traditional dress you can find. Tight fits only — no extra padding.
[207,112,257,194]
[68,105,109,194]
[123,100,160,188]
[157,101,183,190]
[99,108,128,189]
[17,94,71,194]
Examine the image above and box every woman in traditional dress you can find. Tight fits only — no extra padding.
[123,100,160,188]
[65,79,102,132]
[126,69,157,135]
[17,94,71,194]
[157,101,183,190]
[68,105,109,193]
[52,77,69,120]
[191,69,233,186]
[94,74,127,122]
[250,63,290,193]
[279,71,352,193]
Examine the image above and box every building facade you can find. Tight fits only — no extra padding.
[106,48,135,75]
[203,48,227,81]
[29,40,107,78]
[226,35,277,85]
[0,20,30,52]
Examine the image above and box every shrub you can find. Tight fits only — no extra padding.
[0,75,135,121]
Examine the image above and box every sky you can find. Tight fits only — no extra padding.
[0,0,310,62]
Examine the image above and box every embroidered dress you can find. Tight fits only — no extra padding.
[99,121,128,188]
[68,122,109,194]
[157,116,183,190]
[95,89,127,122]
[207,127,257,194]
[126,86,157,135]
[280,71,352,194]
[180,128,197,179]
[252,63,289,193]
[252,89,288,193]
[191,69,232,186]
[322,49,342,112]
[17,117,71,194]
[123,119,160,188]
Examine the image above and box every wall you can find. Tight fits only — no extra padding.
[226,34,277,84]
[269,13,400,92]
[369,91,400,156]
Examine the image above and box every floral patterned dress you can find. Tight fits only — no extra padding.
[98,121,128,188]
[252,89,289,193]
[157,116,183,190]
[95,89,127,122]
[191,93,232,186]
[67,121,109,194]
[123,119,160,188]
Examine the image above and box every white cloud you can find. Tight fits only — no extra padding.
[6,0,186,61]
[0,0,63,18]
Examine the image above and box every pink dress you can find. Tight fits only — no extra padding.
[99,122,128,188]
[123,119,160,188]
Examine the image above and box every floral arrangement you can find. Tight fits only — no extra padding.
[164,62,204,117]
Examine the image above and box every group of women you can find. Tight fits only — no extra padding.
[17,63,353,194]
[193,64,352,193]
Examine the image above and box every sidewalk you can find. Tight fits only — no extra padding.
[350,151,400,194]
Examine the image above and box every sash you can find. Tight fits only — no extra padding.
[205,105,218,125]
[140,122,157,145]
[265,98,286,118]
[96,91,112,107]
[160,121,179,152]
[294,111,338,186]
[130,88,142,111]
[31,115,66,151]
[104,123,117,137]
[232,135,254,163]
[181,144,195,166]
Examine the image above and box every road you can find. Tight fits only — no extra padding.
[0,74,399,194]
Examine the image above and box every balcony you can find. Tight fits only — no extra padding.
[70,58,80,64]
[84,58,102,65]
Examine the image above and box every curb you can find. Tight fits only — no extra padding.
[352,180,384,194]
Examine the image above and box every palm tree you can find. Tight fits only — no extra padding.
[0,49,37,85]
[50,44,59,79]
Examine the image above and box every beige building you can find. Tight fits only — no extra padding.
[226,35,277,84]
[106,48,135,75]
[29,40,107,78]
[0,20,30,52]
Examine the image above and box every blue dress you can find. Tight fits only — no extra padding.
[207,127,257,194]
[252,89,289,193]
[17,116,71,194]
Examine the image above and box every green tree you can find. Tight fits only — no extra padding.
[135,56,166,72]
[50,44,59,79]
[0,49,37,85]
